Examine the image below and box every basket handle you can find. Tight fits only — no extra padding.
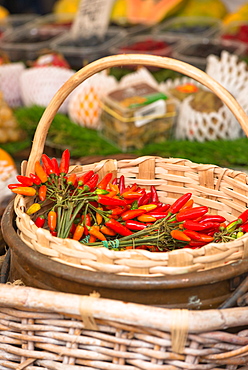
[25,54,248,176]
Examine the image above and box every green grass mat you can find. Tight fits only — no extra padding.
[1,105,248,170]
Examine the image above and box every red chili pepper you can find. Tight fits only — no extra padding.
[42,154,55,176]
[121,209,146,221]
[97,195,126,207]
[84,173,99,191]
[8,183,26,189]
[48,210,57,232]
[199,215,226,223]
[198,215,226,223]
[176,206,208,222]
[197,233,214,243]
[145,211,169,220]
[119,175,125,194]
[35,161,48,183]
[238,209,248,224]
[51,158,60,176]
[16,175,33,187]
[78,170,95,186]
[38,184,47,202]
[155,204,171,213]
[73,223,85,241]
[59,149,70,175]
[35,215,46,228]
[124,220,149,231]
[138,192,152,207]
[105,218,133,236]
[109,206,128,216]
[188,240,206,248]
[29,173,42,185]
[11,186,36,196]
[171,229,191,242]
[169,193,192,214]
[127,183,138,191]
[97,173,113,190]
[241,222,248,233]
[150,185,159,203]
[70,222,77,235]
[183,229,201,241]
[81,214,91,236]
[183,220,217,231]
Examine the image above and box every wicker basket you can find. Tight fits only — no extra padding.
[12,54,248,277]
[0,279,247,369]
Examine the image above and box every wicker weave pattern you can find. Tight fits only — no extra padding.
[0,284,248,369]
[15,156,248,276]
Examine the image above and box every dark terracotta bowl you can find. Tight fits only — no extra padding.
[2,200,248,310]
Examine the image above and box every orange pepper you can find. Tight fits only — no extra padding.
[96,207,103,225]
[137,214,157,222]
[48,210,57,232]
[35,161,48,183]
[108,183,120,194]
[73,224,85,241]
[180,199,194,212]
[171,229,191,242]
[138,204,158,212]
[88,225,106,241]
[100,225,117,236]
[11,186,36,196]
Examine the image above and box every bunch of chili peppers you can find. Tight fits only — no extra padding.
[8,149,248,251]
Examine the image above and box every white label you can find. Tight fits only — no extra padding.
[71,0,115,40]
[134,100,166,127]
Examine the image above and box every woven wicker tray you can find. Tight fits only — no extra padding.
[14,54,248,276]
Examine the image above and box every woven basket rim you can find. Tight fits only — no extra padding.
[12,155,248,276]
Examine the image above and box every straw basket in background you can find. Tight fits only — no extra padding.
[2,54,248,309]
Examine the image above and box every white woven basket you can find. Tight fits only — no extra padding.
[14,54,248,276]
